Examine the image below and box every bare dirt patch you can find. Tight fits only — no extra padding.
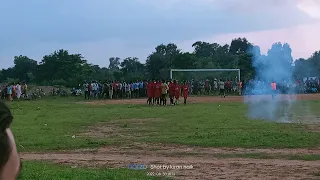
[77,94,320,105]
[78,117,320,156]
[304,124,320,133]
[79,118,162,139]
[20,142,320,180]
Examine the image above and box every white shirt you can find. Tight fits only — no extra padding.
[92,83,96,91]
[16,85,21,94]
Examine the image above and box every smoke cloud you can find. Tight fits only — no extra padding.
[245,43,296,122]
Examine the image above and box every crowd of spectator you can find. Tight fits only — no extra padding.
[1,77,319,101]
[81,79,241,100]
[0,82,28,101]
[242,78,320,95]
[81,77,320,100]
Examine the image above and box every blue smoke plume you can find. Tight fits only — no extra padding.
[245,42,295,121]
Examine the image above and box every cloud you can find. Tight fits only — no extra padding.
[297,0,320,19]
[0,0,318,69]
[138,0,296,11]
[0,38,155,69]
[177,21,320,60]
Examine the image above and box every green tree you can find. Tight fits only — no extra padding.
[1,37,317,86]
[146,43,181,79]
[13,55,38,82]
[108,57,121,71]
[120,57,145,81]
[37,49,90,86]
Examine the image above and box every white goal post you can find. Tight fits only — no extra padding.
[170,69,241,82]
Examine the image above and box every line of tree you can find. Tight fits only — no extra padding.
[0,37,319,87]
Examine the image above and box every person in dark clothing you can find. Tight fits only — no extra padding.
[0,100,22,179]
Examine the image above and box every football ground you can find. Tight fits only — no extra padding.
[12,94,320,179]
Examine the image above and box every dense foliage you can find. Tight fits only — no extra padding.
[0,38,319,87]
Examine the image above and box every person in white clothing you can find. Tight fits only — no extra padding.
[15,83,21,99]
[91,82,96,97]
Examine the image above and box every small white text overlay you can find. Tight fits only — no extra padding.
[149,164,193,170]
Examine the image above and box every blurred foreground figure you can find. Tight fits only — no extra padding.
[0,101,21,179]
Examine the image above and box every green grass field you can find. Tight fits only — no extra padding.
[8,97,320,179]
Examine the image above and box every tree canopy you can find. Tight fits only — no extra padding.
[0,37,318,87]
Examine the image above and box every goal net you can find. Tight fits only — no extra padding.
[170,69,241,95]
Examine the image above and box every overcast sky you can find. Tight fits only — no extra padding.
[1,0,320,68]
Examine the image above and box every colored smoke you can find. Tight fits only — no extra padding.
[245,42,296,122]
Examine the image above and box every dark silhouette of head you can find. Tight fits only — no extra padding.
[0,101,13,172]
[0,101,21,179]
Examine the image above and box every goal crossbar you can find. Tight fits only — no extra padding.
[170,69,241,82]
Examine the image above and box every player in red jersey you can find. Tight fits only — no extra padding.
[168,80,175,105]
[174,80,180,105]
[152,80,156,104]
[182,81,189,104]
[147,80,154,105]
[154,80,161,105]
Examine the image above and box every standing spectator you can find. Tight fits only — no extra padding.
[205,79,210,95]
[125,82,131,98]
[117,82,122,99]
[213,78,218,95]
[225,79,231,94]
[108,81,113,99]
[232,80,238,95]
[219,79,225,98]
[88,82,92,99]
[134,81,139,98]
[21,82,27,99]
[83,81,89,100]
[112,81,117,99]
[160,79,168,106]
[100,81,108,99]
[143,80,148,97]
[139,81,144,97]
[7,85,12,101]
[93,81,98,98]
[11,83,16,100]
[16,83,21,100]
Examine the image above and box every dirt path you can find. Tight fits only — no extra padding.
[78,94,320,105]
[20,143,320,180]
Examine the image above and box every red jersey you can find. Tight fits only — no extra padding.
[147,82,154,98]
[225,81,231,88]
[174,84,180,98]
[155,82,161,98]
[112,82,117,90]
[169,82,175,96]
[205,80,209,88]
[182,84,188,98]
